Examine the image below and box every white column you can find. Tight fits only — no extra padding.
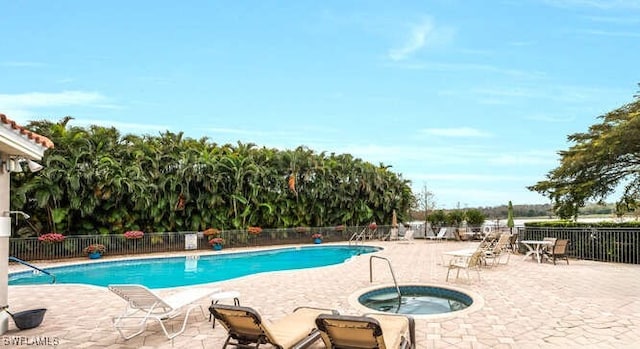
[0,169,9,334]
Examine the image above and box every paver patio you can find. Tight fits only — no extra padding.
[5,240,640,348]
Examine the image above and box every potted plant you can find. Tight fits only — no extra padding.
[209,237,225,250]
[83,244,106,259]
[124,231,144,239]
[37,233,65,244]
[312,233,323,244]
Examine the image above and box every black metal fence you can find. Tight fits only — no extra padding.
[518,226,640,264]
[9,225,389,262]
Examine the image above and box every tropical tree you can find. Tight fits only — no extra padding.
[10,118,414,236]
[465,209,486,228]
[528,87,640,219]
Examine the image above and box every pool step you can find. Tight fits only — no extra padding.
[367,293,401,302]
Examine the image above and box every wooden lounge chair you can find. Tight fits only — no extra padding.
[209,304,338,349]
[109,284,219,340]
[315,313,416,349]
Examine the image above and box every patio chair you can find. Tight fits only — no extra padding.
[446,249,484,282]
[482,233,512,267]
[209,303,339,349]
[397,229,415,243]
[315,313,416,349]
[108,284,219,340]
[427,227,447,242]
[543,239,570,265]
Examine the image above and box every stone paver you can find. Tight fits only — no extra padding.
[5,241,640,348]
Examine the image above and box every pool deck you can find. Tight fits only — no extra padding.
[6,240,640,348]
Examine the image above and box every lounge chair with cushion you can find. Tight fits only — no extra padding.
[315,313,416,349]
[109,284,219,340]
[209,303,339,349]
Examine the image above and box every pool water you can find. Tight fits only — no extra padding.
[9,245,380,289]
[358,285,472,315]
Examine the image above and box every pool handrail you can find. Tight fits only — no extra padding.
[8,256,56,284]
[369,255,402,311]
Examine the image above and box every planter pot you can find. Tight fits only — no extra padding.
[213,244,223,251]
[313,238,323,244]
[88,252,102,259]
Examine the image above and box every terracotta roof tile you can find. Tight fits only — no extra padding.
[0,113,55,149]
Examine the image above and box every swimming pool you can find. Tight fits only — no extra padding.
[9,245,380,289]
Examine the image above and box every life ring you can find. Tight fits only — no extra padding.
[482,226,492,235]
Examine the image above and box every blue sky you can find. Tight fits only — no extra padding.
[1,0,639,209]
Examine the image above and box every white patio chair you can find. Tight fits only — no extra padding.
[109,284,219,340]
[397,229,415,243]
[446,249,483,282]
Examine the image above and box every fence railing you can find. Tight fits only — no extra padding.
[9,225,395,262]
[518,226,640,264]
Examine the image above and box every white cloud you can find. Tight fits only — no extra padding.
[0,91,106,109]
[413,173,533,182]
[70,119,171,133]
[388,18,454,61]
[525,114,576,123]
[0,61,45,67]
[578,29,640,37]
[488,153,559,166]
[386,61,547,79]
[420,127,491,138]
[542,0,640,9]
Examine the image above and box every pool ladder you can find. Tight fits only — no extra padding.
[369,256,401,307]
[8,256,56,284]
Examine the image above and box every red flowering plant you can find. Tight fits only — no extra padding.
[209,237,225,246]
[311,233,323,240]
[83,244,106,255]
[368,222,378,230]
[124,231,144,239]
[38,233,65,244]
[247,226,262,235]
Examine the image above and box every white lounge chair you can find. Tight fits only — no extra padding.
[109,284,219,340]
[427,227,447,241]
[398,229,415,243]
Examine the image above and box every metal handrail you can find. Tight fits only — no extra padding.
[369,255,401,309]
[8,256,56,283]
[349,227,367,245]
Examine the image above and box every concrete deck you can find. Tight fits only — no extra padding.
[5,240,640,348]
